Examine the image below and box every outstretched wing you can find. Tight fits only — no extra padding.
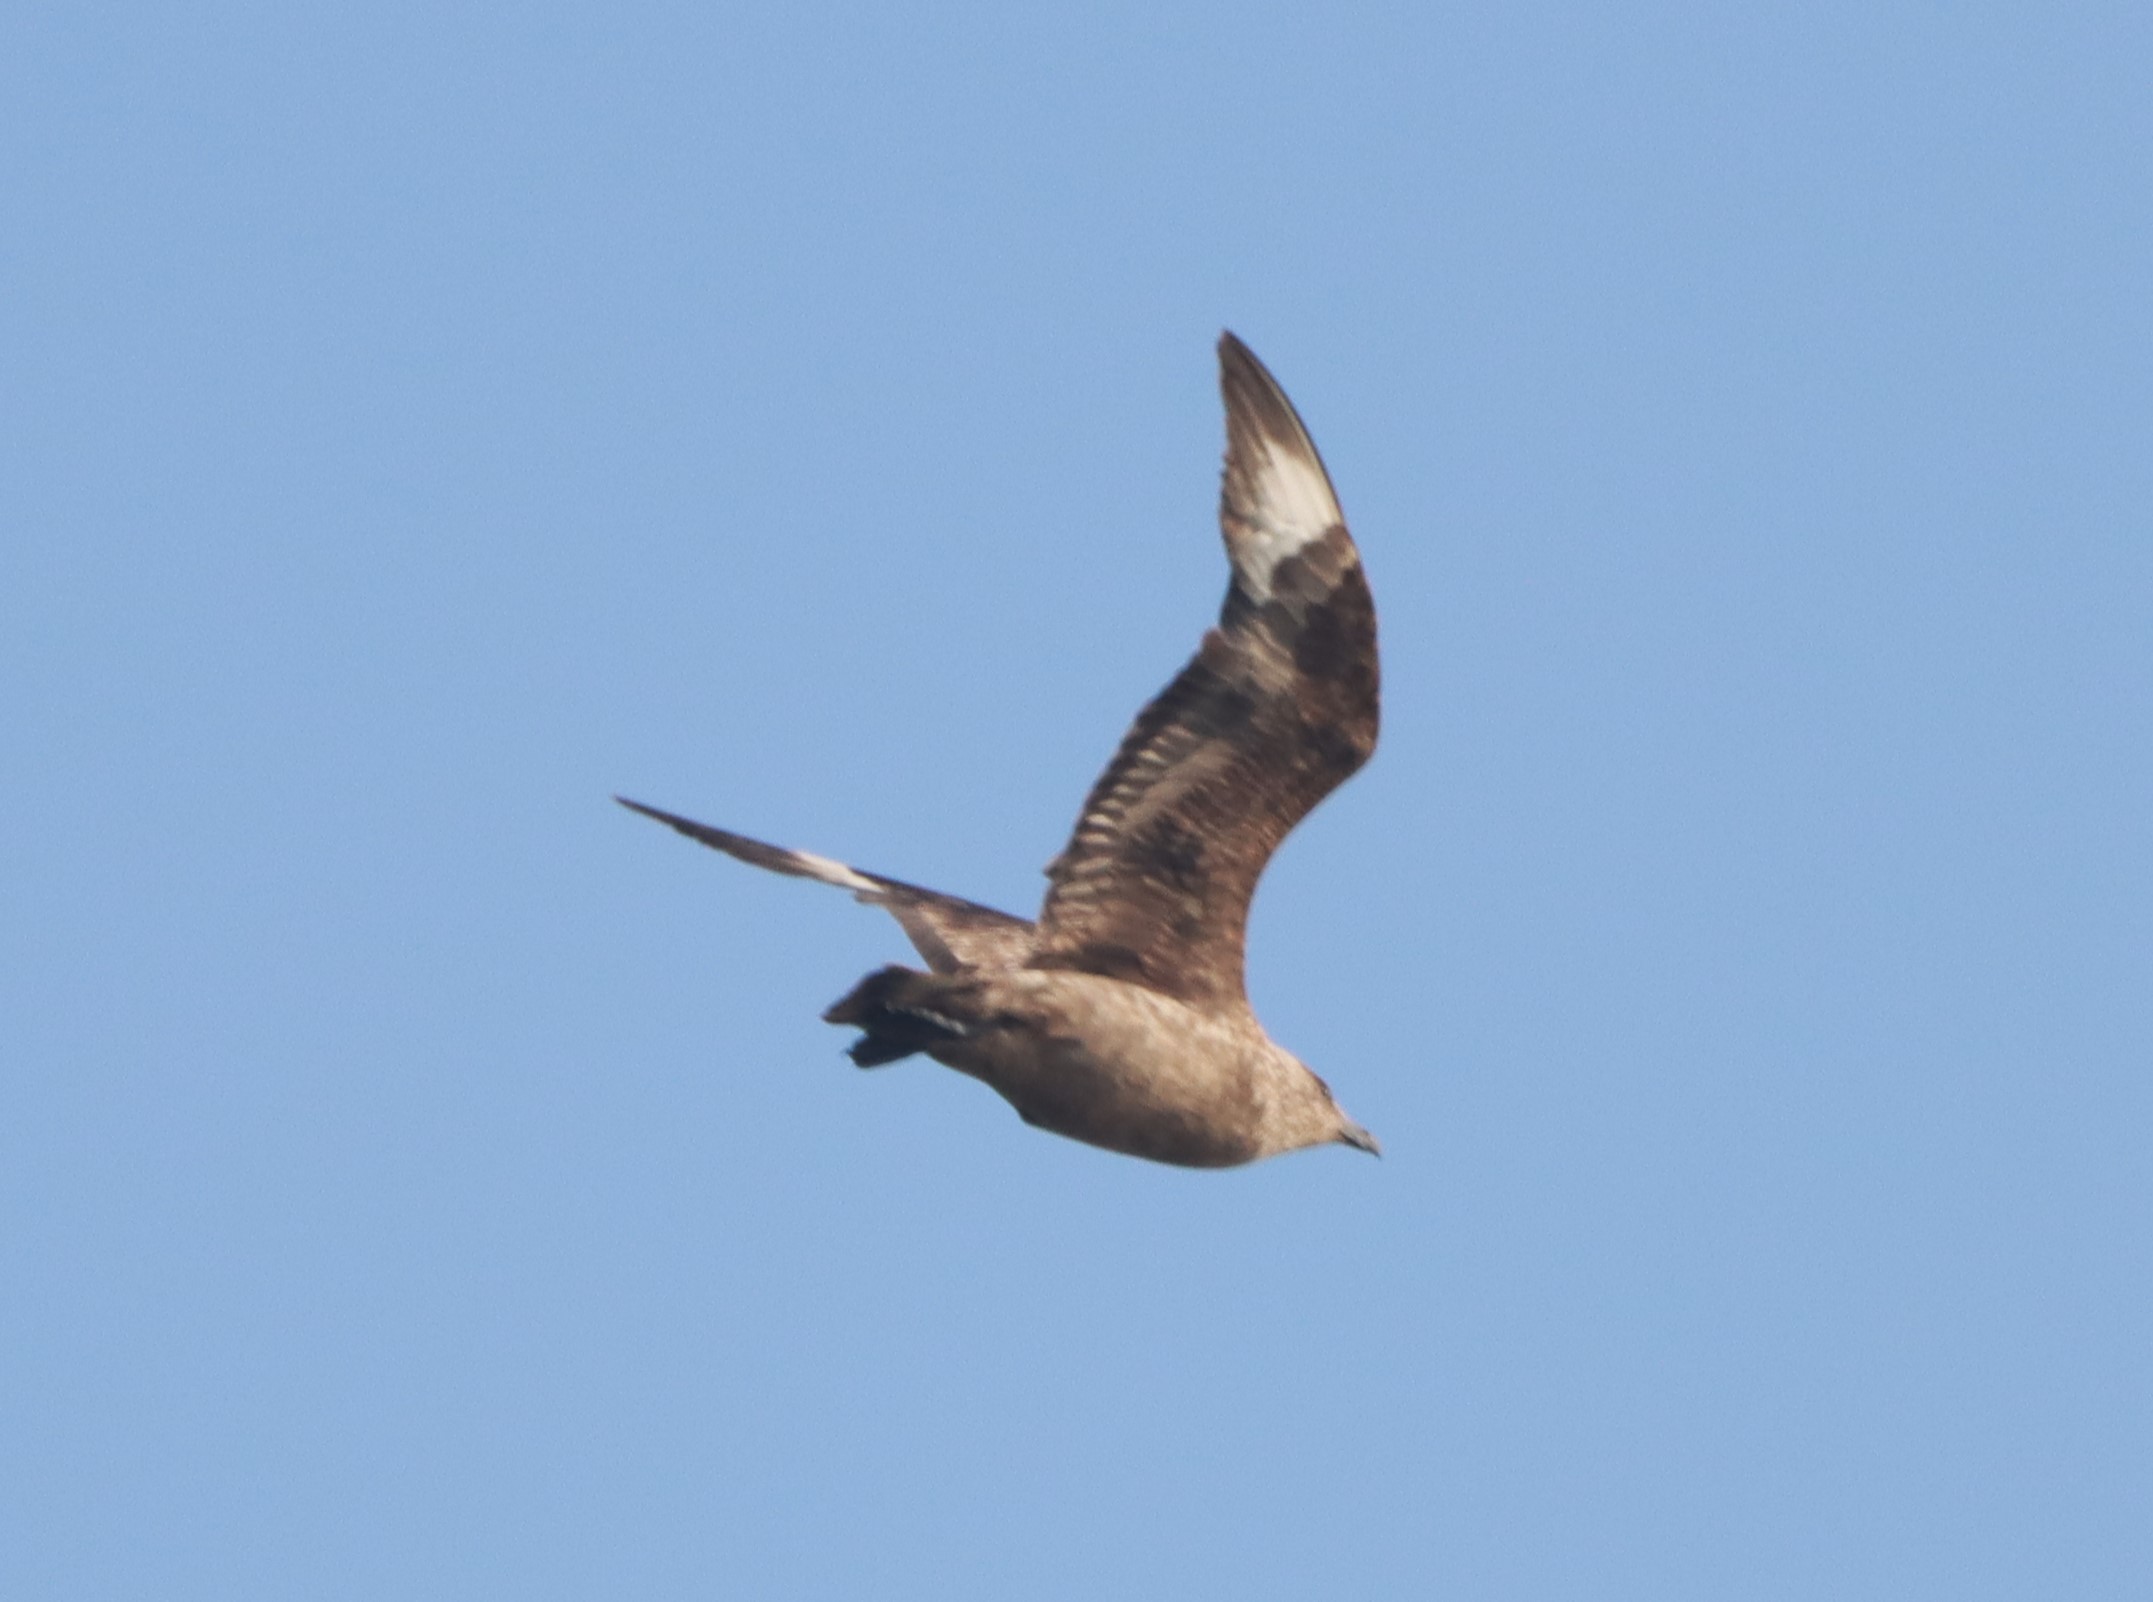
[617,797,1036,973]
[1027,334,1379,1011]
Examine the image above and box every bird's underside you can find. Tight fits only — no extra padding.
[621,334,1381,1168]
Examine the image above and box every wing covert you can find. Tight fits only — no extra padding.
[1027,335,1378,1009]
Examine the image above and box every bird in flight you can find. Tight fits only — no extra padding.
[621,334,1380,1167]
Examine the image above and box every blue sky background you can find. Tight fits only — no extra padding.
[5,3,2148,1597]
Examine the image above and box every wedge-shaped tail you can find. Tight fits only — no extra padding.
[822,964,975,1067]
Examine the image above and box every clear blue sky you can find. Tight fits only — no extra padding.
[5,4,2148,1597]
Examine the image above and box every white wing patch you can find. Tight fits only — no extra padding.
[1222,431,1345,602]
[790,848,881,896]
[1216,334,1346,605]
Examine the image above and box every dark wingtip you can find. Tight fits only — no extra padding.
[1215,331,1329,479]
[1216,329,1285,397]
[615,795,709,841]
[616,795,686,822]
[1216,330,1275,401]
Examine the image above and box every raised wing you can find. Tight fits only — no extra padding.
[1027,334,1378,1011]
[617,797,1036,973]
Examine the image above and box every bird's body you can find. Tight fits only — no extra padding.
[622,334,1381,1167]
[825,964,1345,1168]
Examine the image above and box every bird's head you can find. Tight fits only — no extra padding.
[1278,1055,1381,1159]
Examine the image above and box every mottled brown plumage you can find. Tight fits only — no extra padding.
[621,334,1380,1167]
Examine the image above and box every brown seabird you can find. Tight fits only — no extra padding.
[621,334,1381,1167]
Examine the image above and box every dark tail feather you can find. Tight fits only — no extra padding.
[823,965,970,1068]
[846,1034,924,1069]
